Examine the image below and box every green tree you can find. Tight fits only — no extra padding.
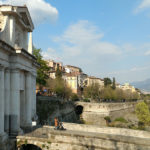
[104,78,112,87]
[135,102,150,125]
[55,67,62,79]
[84,83,100,100]
[53,77,72,100]
[33,48,50,86]
[112,77,116,89]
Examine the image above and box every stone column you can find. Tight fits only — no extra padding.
[25,72,32,126]
[10,69,20,135]
[4,69,10,133]
[23,31,28,50]
[32,74,37,118]
[0,66,4,135]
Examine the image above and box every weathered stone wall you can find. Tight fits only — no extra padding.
[75,102,136,126]
[37,98,137,126]
[37,96,78,125]
[17,125,150,150]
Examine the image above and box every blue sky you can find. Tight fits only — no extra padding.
[1,0,150,83]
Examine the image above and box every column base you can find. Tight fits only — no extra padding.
[4,115,9,134]
[0,132,9,150]
[0,132,8,140]
[9,128,24,138]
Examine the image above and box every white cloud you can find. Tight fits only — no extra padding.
[42,20,150,83]
[43,20,122,74]
[53,20,121,57]
[0,0,58,25]
[145,50,150,55]
[134,0,150,13]
[108,66,150,83]
[42,48,61,61]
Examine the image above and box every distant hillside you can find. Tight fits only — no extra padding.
[132,78,150,92]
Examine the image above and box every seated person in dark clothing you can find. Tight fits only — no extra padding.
[59,122,66,130]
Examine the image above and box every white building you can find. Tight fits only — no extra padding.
[121,83,136,93]
[0,5,38,147]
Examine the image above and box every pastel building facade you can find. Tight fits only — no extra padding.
[84,76,104,89]
[64,65,81,74]
[0,5,38,145]
[46,60,63,79]
[121,83,136,93]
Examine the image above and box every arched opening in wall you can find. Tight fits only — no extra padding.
[75,105,83,115]
[20,144,42,150]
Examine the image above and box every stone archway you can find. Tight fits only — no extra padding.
[19,144,42,150]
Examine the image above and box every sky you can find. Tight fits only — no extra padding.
[1,0,150,84]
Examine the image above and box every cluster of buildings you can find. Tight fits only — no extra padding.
[45,60,137,95]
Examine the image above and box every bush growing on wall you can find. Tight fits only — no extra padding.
[135,102,150,125]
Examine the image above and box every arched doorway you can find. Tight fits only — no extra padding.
[75,105,83,115]
[75,105,84,123]
[20,144,42,150]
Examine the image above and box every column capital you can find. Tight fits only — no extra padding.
[10,68,20,73]
[5,68,10,72]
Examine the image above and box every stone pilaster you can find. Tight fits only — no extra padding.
[0,66,4,135]
[9,16,15,46]
[31,74,37,119]
[10,69,20,135]
[25,72,32,126]
[28,32,33,54]
[4,68,10,133]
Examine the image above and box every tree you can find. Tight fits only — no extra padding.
[112,77,116,89]
[53,77,72,99]
[104,78,112,87]
[83,83,100,100]
[135,102,150,125]
[56,67,62,79]
[33,48,50,86]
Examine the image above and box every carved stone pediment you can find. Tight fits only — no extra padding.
[0,5,34,31]
[16,6,34,31]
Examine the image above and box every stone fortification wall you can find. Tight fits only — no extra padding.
[37,98,137,126]
[37,96,78,125]
[75,102,136,126]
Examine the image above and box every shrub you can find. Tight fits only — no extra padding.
[138,121,145,130]
[104,116,111,123]
[135,102,150,125]
[82,98,90,102]
[114,117,128,123]
[71,94,79,101]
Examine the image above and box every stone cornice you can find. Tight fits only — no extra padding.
[0,40,15,54]
[0,40,39,68]
[15,48,40,68]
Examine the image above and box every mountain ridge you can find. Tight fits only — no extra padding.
[131,78,150,92]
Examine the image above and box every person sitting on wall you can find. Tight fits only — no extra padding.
[59,122,66,130]
[54,117,59,130]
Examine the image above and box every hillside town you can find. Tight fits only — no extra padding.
[36,59,140,100]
